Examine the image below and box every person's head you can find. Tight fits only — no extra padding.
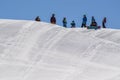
[92,16,94,18]
[104,17,106,19]
[72,20,74,22]
[83,15,86,17]
[52,14,55,17]
[64,17,66,19]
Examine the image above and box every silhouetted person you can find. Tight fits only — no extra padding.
[50,14,56,24]
[102,17,106,28]
[62,17,67,27]
[35,16,40,21]
[90,16,97,26]
[71,20,76,28]
[81,15,87,28]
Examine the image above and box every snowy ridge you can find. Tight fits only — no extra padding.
[0,19,120,80]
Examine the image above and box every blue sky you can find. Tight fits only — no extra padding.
[0,0,120,29]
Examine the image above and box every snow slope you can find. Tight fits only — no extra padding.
[0,19,120,80]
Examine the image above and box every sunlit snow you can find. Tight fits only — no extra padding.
[0,19,120,80]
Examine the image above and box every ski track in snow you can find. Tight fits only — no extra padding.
[0,19,120,80]
[22,28,72,80]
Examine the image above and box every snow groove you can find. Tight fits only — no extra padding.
[0,20,120,80]
[15,24,60,80]
[2,21,35,58]
[81,41,103,61]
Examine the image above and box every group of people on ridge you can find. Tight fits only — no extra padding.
[35,14,107,29]
[81,15,106,29]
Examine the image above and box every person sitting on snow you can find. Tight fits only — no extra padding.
[87,16,99,30]
[90,16,97,26]
[35,16,41,21]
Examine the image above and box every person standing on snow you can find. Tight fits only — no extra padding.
[62,17,67,28]
[50,14,56,24]
[71,20,76,28]
[102,17,106,28]
[35,16,41,21]
[81,15,87,28]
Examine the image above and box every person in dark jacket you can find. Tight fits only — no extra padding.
[102,17,106,28]
[81,15,87,28]
[71,20,76,28]
[90,16,97,26]
[35,16,41,21]
[87,16,99,30]
[50,14,56,24]
[62,17,67,27]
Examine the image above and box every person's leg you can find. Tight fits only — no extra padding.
[84,24,86,27]
[81,23,84,28]
[102,22,106,28]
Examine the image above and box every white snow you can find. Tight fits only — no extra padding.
[0,19,120,80]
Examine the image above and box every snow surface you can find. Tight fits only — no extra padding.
[0,19,120,80]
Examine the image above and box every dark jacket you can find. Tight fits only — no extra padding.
[63,18,67,27]
[35,16,40,21]
[102,17,106,23]
[82,16,87,24]
[71,21,76,28]
[50,15,56,24]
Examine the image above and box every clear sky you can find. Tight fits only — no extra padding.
[0,0,120,29]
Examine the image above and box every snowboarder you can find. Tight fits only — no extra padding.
[50,14,56,24]
[35,16,41,21]
[90,16,97,26]
[71,20,76,28]
[87,16,99,30]
[81,15,87,28]
[62,17,67,28]
[102,17,106,28]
